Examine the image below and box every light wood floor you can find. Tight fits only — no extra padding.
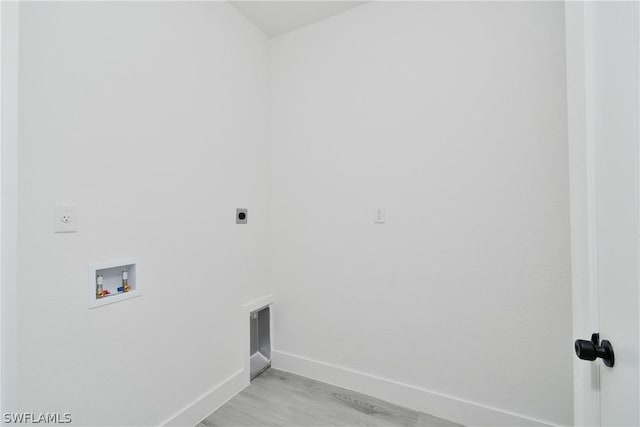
[199,369,462,427]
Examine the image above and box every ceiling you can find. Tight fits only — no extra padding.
[230,1,368,38]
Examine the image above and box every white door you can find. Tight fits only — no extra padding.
[568,2,640,426]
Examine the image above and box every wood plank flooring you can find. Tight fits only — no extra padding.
[199,369,462,427]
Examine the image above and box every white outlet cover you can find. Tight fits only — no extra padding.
[374,207,386,224]
[55,203,77,233]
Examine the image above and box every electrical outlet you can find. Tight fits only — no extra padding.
[55,203,77,233]
[236,208,248,224]
[374,207,386,224]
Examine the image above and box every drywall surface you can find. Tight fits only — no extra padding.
[17,2,269,425]
[269,2,572,425]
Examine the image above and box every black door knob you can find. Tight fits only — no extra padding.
[574,333,615,367]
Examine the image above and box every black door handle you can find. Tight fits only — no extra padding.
[575,333,615,367]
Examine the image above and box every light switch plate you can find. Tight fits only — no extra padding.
[374,207,386,224]
[55,203,77,233]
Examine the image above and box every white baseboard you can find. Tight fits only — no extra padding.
[272,350,557,427]
[161,369,248,427]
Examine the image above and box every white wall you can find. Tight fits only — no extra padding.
[15,2,574,425]
[269,2,572,425]
[17,3,269,425]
